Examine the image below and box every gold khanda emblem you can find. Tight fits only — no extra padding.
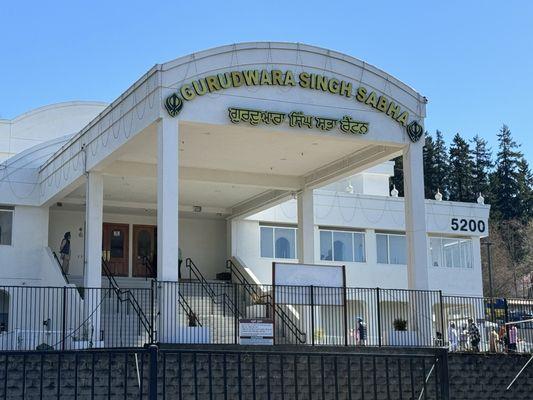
[165,93,183,117]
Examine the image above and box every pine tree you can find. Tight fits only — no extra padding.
[423,133,437,199]
[491,125,522,220]
[471,135,493,201]
[433,130,449,199]
[390,156,404,196]
[448,133,475,202]
[516,157,533,222]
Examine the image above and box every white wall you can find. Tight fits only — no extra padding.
[234,191,489,296]
[47,209,227,280]
[0,102,107,162]
[0,205,64,286]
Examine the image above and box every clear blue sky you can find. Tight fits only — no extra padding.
[1,0,532,161]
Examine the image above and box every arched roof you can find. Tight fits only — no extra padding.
[160,42,427,108]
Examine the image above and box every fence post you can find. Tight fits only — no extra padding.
[438,347,450,400]
[234,283,238,345]
[62,286,67,351]
[150,280,155,344]
[376,288,381,347]
[148,344,158,400]
[343,286,348,347]
[310,285,315,346]
[439,290,445,346]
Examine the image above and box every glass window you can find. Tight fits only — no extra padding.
[376,234,389,264]
[320,231,332,261]
[432,237,473,268]
[333,231,353,262]
[0,208,13,246]
[376,233,406,265]
[275,228,296,259]
[260,227,274,258]
[353,233,366,262]
[319,229,366,262]
[260,226,297,259]
[430,238,443,267]
[389,235,406,264]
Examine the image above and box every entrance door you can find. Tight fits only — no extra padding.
[102,223,129,277]
[132,225,157,278]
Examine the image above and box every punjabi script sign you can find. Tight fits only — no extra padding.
[228,107,368,135]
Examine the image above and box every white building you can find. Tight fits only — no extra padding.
[0,43,490,348]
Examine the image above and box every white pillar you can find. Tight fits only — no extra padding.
[403,143,429,289]
[297,189,316,264]
[84,172,103,288]
[83,171,103,345]
[157,117,180,343]
[157,117,180,282]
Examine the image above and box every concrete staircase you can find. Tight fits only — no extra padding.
[98,280,249,346]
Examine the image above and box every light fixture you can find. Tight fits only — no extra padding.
[345,181,354,194]
[390,185,398,197]
[435,189,443,201]
[477,193,485,204]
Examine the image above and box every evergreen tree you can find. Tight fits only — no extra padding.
[471,135,493,201]
[491,125,522,220]
[390,156,404,196]
[448,133,475,202]
[433,130,449,199]
[423,133,437,199]
[516,157,533,222]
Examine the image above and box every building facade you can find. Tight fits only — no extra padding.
[0,43,490,349]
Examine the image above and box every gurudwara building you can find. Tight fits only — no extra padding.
[0,43,490,350]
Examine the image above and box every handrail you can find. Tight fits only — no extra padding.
[101,258,153,341]
[186,258,242,318]
[52,251,70,285]
[178,292,202,327]
[141,257,202,327]
[226,259,307,344]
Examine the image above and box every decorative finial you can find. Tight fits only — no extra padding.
[390,185,399,197]
[345,181,354,194]
[477,193,485,204]
[435,189,443,201]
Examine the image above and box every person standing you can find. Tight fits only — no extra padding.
[59,232,71,275]
[448,322,458,352]
[508,324,518,352]
[489,327,499,352]
[467,318,481,352]
[178,247,183,280]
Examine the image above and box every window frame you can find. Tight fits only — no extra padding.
[0,206,14,247]
[430,236,473,269]
[376,232,406,265]
[319,228,366,263]
[260,225,298,260]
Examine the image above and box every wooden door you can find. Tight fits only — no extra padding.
[132,225,157,278]
[102,223,129,277]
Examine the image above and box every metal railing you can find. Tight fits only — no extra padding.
[227,259,307,343]
[185,258,241,318]
[101,259,153,343]
[51,251,70,285]
[0,281,531,353]
[0,345,450,400]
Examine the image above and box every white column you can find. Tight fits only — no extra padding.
[157,117,180,282]
[84,172,103,288]
[297,189,315,264]
[83,171,103,345]
[157,117,180,343]
[403,142,429,289]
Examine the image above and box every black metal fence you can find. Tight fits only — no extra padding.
[0,283,531,353]
[0,346,450,400]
